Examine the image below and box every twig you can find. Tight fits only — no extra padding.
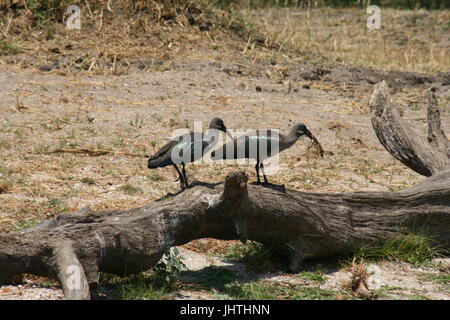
[97,8,104,32]
[87,58,97,72]
[242,35,252,54]
[107,0,113,13]
[112,54,117,73]
[0,16,12,38]
[43,148,148,157]
[84,0,94,18]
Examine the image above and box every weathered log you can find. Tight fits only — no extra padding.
[0,82,449,300]
[1,170,450,299]
[370,81,450,176]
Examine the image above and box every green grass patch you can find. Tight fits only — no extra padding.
[296,271,326,284]
[421,273,450,290]
[119,273,172,300]
[14,220,40,232]
[148,174,163,182]
[424,274,450,285]
[0,40,26,56]
[0,140,11,149]
[372,285,405,299]
[48,198,68,213]
[81,177,97,185]
[120,184,143,195]
[349,232,446,266]
[181,267,238,292]
[222,281,338,300]
[184,266,337,300]
[221,241,281,272]
[101,248,186,300]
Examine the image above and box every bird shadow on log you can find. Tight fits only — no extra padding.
[188,180,223,189]
[154,180,223,201]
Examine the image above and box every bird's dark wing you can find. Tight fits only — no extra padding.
[148,139,179,168]
[149,139,178,161]
[149,132,196,161]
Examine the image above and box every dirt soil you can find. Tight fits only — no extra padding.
[0,6,449,300]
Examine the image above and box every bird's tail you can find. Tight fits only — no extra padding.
[147,160,157,169]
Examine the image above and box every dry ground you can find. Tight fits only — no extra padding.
[0,6,449,300]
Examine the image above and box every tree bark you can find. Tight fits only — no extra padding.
[369,81,450,176]
[0,82,449,299]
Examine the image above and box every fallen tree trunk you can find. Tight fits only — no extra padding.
[0,82,449,299]
[1,170,449,299]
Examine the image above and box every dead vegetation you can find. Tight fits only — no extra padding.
[2,2,448,76]
[0,0,268,74]
[246,8,450,74]
[344,260,376,299]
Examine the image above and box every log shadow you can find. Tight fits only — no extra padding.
[93,262,247,300]
[178,264,247,295]
[175,257,343,300]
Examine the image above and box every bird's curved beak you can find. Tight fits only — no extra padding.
[305,129,314,140]
[222,125,234,142]
[226,130,234,142]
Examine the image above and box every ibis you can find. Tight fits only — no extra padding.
[148,117,232,190]
[210,122,322,184]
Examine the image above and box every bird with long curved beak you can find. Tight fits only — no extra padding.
[148,117,232,190]
[211,122,323,184]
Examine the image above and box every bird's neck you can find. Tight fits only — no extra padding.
[203,128,222,145]
[283,130,299,147]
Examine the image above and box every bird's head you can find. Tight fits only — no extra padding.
[292,123,313,139]
[209,117,227,132]
[209,117,233,141]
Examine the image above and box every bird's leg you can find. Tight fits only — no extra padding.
[173,164,186,190]
[260,162,269,184]
[181,162,189,187]
[255,161,261,184]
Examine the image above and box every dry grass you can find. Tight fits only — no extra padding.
[1,4,448,75]
[0,0,260,75]
[245,7,450,74]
